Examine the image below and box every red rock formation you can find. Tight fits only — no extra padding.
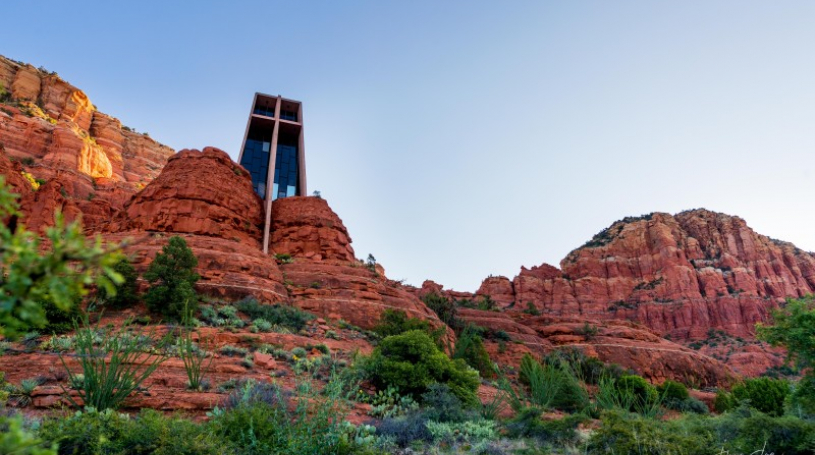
[461,211,815,344]
[109,147,264,247]
[0,54,175,231]
[270,196,356,261]
[457,308,735,386]
[103,147,286,302]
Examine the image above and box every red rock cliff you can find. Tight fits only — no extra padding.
[0,55,175,232]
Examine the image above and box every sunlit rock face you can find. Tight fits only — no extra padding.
[0,54,175,232]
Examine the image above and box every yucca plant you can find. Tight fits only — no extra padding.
[59,317,171,410]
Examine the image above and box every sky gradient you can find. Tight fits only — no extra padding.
[4,1,815,291]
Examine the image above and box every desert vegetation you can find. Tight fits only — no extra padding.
[3,176,815,455]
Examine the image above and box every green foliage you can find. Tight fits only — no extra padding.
[757,296,815,370]
[209,376,362,455]
[178,327,214,391]
[453,324,494,379]
[374,309,439,341]
[274,253,293,263]
[425,419,498,444]
[98,258,139,308]
[658,379,689,401]
[366,330,480,406]
[421,292,461,330]
[730,377,790,417]
[59,319,171,410]
[714,389,737,413]
[143,236,199,321]
[587,410,715,455]
[0,414,57,455]
[506,408,586,445]
[41,294,84,334]
[235,297,313,331]
[0,177,124,338]
[616,375,659,411]
[360,385,419,418]
[38,408,225,455]
[518,353,589,412]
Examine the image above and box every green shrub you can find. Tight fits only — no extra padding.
[505,408,586,445]
[453,325,494,379]
[519,353,588,412]
[38,408,224,455]
[374,309,436,339]
[715,389,737,413]
[616,375,658,410]
[0,178,123,339]
[421,383,468,423]
[0,413,56,455]
[731,377,790,417]
[235,297,313,331]
[41,296,83,334]
[791,374,815,416]
[425,419,498,444]
[98,258,139,309]
[366,330,479,405]
[209,376,359,455]
[658,379,689,401]
[144,236,199,321]
[587,410,715,455]
[59,320,171,410]
[421,293,460,330]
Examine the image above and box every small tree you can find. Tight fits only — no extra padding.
[144,236,199,320]
[98,258,139,308]
[454,324,494,379]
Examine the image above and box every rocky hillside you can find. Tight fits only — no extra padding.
[0,55,174,232]
[2,54,804,399]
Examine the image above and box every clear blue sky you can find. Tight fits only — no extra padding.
[5,1,815,291]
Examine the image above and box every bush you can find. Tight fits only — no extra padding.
[0,413,56,455]
[209,376,357,455]
[144,236,199,321]
[366,330,480,406]
[421,293,460,330]
[715,389,737,413]
[731,377,790,417]
[587,411,715,455]
[519,353,588,412]
[453,325,494,379]
[505,408,586,445]
[421,383,468,423]
[235,297,313,331]
[41,295,83,334]
[791,374,815,416]
[616,375,658,411]
[375,412,434,448]
[658,379,689,401]
[0,178,123,339]
[59,320,171,410]
[374,309,436,339]
[38,408,224,455]
[98,258,139,309]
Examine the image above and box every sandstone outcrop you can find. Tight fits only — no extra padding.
[465,211,815,345]
[270,196,356,261]
[457,308,735,386]
[0,54,174,231]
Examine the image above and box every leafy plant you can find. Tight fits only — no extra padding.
[366,330,480,405]
[731,377,790,417]
[454,324,495,379]
[97,258,139,308]
[177,328,214,391]
[0,414,57,455]
[143,236,199,321]
[59,319,171,410]
[0,177,123,338]
[235,297,313,331]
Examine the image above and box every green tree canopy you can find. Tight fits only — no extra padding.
[757,296,815,369]
[143,235,199,320]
